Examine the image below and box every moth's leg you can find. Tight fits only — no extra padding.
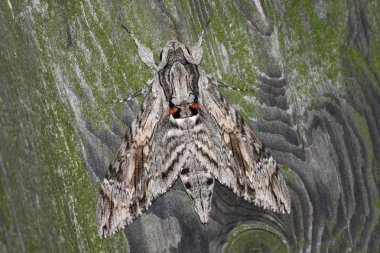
[121,25,158,71]
[112,89,143,104]
[112,82,152,104]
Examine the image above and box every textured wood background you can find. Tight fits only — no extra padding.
[1,0,379,252]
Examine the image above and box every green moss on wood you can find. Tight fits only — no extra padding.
[224,225,288,253]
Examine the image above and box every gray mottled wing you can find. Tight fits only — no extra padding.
[199,72,291,214]
[96,82,182,238]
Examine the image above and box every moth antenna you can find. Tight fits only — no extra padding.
[120,24,158,71]
[198,19,212,44]
[191,19,212,65]
[196,19,212,48]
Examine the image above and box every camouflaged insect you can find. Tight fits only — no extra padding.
[96,28,291,238]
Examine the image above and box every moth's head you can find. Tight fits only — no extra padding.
[169,92,199,129]
[159,41,191,65]
[158,40,203,69]
[160,41,190,64]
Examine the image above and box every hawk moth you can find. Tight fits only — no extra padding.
[96,28,291,238]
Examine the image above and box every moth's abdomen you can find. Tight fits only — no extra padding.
[180,162,214,224]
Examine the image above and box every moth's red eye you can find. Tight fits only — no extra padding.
[190,102,199,110]
[189,102,199,116]
[169,107,179,115]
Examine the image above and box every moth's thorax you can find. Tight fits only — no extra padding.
[158,41,200,100]
[168,62,199,129]
[158,41,200,130]
[170,62,188,100]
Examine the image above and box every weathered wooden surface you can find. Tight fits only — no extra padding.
[1,0,379,252]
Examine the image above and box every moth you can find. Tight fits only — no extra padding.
[96,27,291,238]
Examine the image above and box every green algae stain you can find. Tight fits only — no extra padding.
[282,164,290,173]
[281,0,347,90]
[357,116,372,147]
[0,0,131,252]
[376,200,380,211]
[198,1,259,117]
[330,230,352,252]
[224,226,288,253]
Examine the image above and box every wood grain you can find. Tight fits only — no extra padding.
[0,0,379,252]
